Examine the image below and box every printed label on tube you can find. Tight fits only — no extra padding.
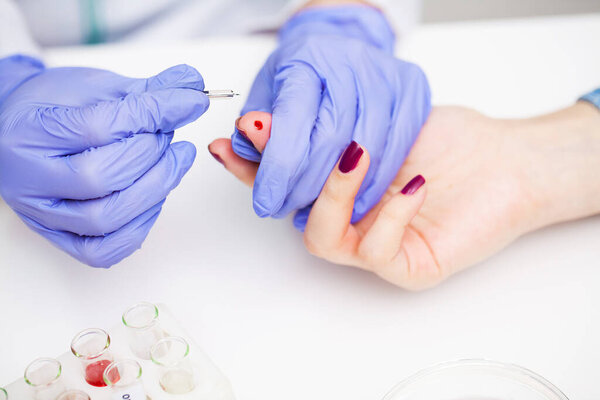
[111,385,146,400]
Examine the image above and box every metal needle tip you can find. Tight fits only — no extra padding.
[202,90,240,99]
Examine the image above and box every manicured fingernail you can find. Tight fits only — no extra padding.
[401,175,425,195]
[208,148,224,165]
[338,141,364,173]
[254,120,263,130]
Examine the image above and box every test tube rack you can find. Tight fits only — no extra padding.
[3,303,235,400]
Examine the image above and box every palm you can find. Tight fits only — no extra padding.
[211,106,531,289]
[355,107,528,286]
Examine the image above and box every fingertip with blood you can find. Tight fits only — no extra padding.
[236,111,272,153]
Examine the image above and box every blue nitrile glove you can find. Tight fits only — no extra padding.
[231,5,431,231]
[0,55,209,268]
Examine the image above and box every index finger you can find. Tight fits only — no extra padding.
[42,88,209,154]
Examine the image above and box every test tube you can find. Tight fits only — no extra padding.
[150,336,196,394]
[122,302,165,359]
[104,359,147,400]
[23,358,65,400]
[55,390,91,400]
[0,387,7,400]
[70,328,114,387]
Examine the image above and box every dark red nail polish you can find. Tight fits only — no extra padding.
[401,175,425,195]
[208,149,224,165]
[254,120,263,130]
[338,141,364,173]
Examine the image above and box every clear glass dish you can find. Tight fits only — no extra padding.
[383,359,568,400]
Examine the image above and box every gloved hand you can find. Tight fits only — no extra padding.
[0,55,209,268]
[231,5,431,230]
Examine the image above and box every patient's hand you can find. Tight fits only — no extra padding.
[209,104,600,289]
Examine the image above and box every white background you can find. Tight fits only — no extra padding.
[1,14,600,399]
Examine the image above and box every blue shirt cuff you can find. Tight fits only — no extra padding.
[579,88,600,111]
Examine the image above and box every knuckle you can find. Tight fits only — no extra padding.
[84,204,113,236]
[321,179,351,205]
[303,234,331,258]
[76,161,110,198]
[76,243,111,269]
[0,109,31,151]
[75,104,106,145]
[358,245,388,270]
[183,65,203,84]
[378,202,405,222]
[303,235,323,256]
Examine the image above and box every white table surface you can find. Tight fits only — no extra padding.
[2,13,600,400]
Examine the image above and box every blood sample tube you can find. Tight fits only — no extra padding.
[0,387,7,400]
[104,360,147,400]
[122,302,165,360]
[70,328,115,387]
[150,337,196,394]
[23,358,65,400]
[55,390,91,400]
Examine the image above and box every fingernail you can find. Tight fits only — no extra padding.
[235,117,249,139]
[338,141,364,173]
[401,175,426,195]
[208,147,224,165]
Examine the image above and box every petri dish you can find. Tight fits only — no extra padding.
[383,359,568,400]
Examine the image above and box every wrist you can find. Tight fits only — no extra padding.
[0,54,45,104]
[279,4,395,53]
[510,102,600,230]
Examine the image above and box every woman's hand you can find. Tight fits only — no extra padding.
[210,104,600,289]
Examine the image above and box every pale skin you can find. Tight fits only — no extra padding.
[209,103,600,290]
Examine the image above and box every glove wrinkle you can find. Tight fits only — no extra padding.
[0,60,206,267]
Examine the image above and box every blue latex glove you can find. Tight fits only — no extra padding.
[232,5,431,230]
[0,55,209,268]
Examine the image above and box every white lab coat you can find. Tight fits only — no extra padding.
[0,0,421,58]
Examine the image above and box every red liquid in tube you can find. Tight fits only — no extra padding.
[85,360,120,387]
